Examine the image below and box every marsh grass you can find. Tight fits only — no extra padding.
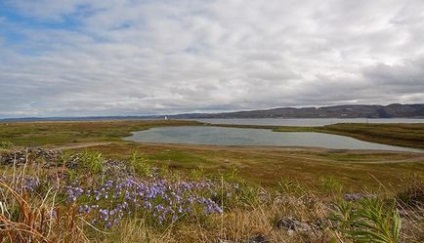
[396,174,424,207]
[320,123,424,149]
[2,120,423,193]
[128,150,152,177]
[394,175,424,242]
[320,176,344,196]
[277,177,309,197]
[0,141,14,150]
[105,218,177,243]
[0,148,423,242]
[0,120,200,146]
[331,198,402,243]
[0,167,90,242]
[1,120,424,242]
[80,150,103,174]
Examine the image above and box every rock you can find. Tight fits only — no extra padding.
[343,193,365,201]
[0,150,28,165]
[0,148,67,168]
[276,217,315,234]
[1,148,77,168]
[103,159,132,177]
[299,222,312,233]
[246,234,268,243]
[0,148,133,178]
[398,209,410,217]
[217,240,237,243]
[276,217,298,230]
[343,193,376,201]
[216,234,269,243]
[312,218,328,230]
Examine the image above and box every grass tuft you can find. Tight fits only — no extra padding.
[331,197,402,243]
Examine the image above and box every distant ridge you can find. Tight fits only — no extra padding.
[170,104,424,119]
[2,104,423,122]
[0,115,159,122]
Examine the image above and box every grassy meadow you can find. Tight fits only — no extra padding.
[0,120,423,242]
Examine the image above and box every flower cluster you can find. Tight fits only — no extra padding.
[1,168,237,230]
[0,175,41,193]
[65,176,225,228]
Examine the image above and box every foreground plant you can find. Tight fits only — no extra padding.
[0,141,14,150]
[80,150,103,174]
[0,175,88,242]
[128,150,152,177]
[1,148,422,242]
[331,198,402,243]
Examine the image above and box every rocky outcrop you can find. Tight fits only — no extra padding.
[0,148,60,167]
[0,148,131,176]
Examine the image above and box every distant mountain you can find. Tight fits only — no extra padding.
[0,115,160,122]
[171,104,424,119]
[2,104,423,122]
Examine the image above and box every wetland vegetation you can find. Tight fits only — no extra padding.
[0,120,423,242]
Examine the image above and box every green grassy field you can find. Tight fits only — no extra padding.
[1,120,423,242]
[205,122,424,149]
[320,123,424,149]
[0,120,200,146]
[1,120,423,191]
[273,123,424,149]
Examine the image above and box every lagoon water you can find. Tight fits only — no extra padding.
[125,126,422,152]
[194,118,424,126]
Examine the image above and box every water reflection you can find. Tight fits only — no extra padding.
[125,126,421,152]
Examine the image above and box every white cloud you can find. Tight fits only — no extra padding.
[0,0,423,117]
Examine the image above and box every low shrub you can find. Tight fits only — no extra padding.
[331,197,401,243]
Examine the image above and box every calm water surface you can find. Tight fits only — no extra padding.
[125,126,422,152]
[194,118,424,126]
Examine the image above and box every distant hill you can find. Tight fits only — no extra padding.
[171,104,424,119]
[0,115,159,122]
[2,104,423,122]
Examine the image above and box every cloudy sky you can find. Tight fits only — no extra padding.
[0,0,423,118]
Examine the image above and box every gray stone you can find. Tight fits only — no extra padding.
[276,217,300,230]
[246,235,268,243]
[343,193,365,201]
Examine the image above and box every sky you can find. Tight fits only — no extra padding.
[0,0,423,118]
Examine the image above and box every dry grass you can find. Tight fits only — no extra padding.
[84,142,424,192]
[1,120,424,242]
[320,123,424,149]
[103,218,177,243]
[0,120,200,146]
[1,150,423,243]
[0,175,89,242]
[2,120,423,191]
[156,193,334,243]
